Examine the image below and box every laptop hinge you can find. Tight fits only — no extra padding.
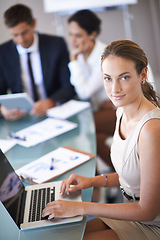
[18,190,27,227]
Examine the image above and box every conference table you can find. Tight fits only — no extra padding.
[0,106,96,240]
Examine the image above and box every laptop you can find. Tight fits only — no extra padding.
[0,149,83,230]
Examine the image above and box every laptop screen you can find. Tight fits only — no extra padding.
[0,149,24,226]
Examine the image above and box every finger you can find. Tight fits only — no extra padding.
[47,211,61,220]
[66,179,75,195]
[42,201,62,219]
[60,180,67,196]
[68,184,82,192]
[60,179,74,196]
[45,200,58,207]
[8,112,25,121]
[15,111,26,118]
[42,203,55,217]
[31,106,46,116]
[66,174,81,194]
[66,182,72,195]
[48,211,64,220]
[36,111,44,117]
[48,213,55,220]
[30,108,36,115]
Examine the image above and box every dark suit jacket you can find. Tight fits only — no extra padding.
[0,33,75,103]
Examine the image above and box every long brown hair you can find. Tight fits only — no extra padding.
[101,40,160,107]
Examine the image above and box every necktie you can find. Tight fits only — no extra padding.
[27,52,39,101]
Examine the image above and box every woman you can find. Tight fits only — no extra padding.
[42,40,160,239]
[68,9,116,170]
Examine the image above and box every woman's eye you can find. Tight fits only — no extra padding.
[75,34,82,38]
[121,76,129,81]
[104,76,111,82]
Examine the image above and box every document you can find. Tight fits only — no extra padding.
[16,146,94,183]
[0,139,17,153]
[0,93,34,113]
[47,99,90,119]
[10,118,77,147]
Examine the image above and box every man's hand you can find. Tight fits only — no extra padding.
[1,105,26,120]
[30,98,55,117]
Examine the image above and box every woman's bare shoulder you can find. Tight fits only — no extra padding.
[140,118,160,144]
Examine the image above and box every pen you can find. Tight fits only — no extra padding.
[19,175,36,182]
[9,131,26,141]
[50,158,54,170]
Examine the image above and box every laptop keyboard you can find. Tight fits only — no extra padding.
[28,187,55,222]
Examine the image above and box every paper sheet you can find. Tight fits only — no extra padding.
[16,147,90,183]
[0,139,17,153]
[12,118,77,147]
[47,99,90,119]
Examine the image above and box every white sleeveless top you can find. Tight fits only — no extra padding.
[111,107,160,226]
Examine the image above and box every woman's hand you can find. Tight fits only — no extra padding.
[70,48,80,61]
[42,200,82,220]
[60,174,93,196]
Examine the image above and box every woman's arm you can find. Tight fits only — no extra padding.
[83,118,160,221]
[60,172,119,196]
[137,118,160,220]
[42,173,120,219]
[42,119,160,221]
[68,61,105,100]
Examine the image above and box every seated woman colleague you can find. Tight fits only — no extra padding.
[42,40,160,240]
[68,9,116,170]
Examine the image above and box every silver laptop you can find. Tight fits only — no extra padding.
[0,149,83,230]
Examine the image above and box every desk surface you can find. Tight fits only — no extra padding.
[0,107,96,240]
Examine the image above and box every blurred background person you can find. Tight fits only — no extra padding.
[68,9,116,172]
[0,4,75,120]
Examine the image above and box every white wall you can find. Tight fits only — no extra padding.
[129,0,160,89]
[0,0,160,92]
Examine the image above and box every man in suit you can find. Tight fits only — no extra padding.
[0,4,75,120]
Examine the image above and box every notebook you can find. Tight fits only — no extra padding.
[0,149,83,230]
[47,99,90,119]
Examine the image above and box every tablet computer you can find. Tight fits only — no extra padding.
[0,93,34,113]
